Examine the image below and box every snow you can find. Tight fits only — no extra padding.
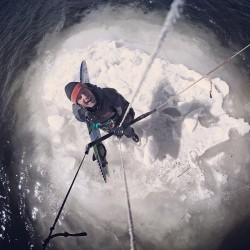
[43,40,250,176]
[47,115,65,131]
[37,40,250,246]
[19,6,250,250]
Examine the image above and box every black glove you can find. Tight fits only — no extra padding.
[112,126,124,137]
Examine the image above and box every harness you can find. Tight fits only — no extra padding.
[99,113,120,132]
[88,112,120,132]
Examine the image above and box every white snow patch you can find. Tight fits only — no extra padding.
[182,107,203,134]
[48,115,65,131]
[211,168,228,188]
[206,152,225,166]
[179,194,187,201]
[143,136,159,165]
[32,207,39,220]
[183,212,191,223]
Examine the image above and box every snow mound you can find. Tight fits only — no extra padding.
[39,41,250,200]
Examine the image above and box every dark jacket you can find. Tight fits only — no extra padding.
[72,83,134,130]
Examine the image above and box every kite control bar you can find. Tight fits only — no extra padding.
[85,109,157,154]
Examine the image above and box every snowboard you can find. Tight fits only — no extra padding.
[80,60,109,182]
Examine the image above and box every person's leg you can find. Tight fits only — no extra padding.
[97,143,106,159]
[93,143,108,164]
[123,113,139,142]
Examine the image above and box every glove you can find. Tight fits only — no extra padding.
[112,126,124,137]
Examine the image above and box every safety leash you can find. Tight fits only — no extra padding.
[43,153,88,249]
[118,140,137,250]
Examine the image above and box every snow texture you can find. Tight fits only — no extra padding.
[19,7,250,250]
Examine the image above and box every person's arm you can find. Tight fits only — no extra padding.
[104,88,129,115]
[72,104,87,122]
[72,104,100,128]
[113,91,135,121]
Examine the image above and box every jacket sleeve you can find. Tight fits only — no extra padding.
[72,104,87,122]
[103,88,129,115]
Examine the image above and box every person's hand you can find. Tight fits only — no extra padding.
[112,126,124,137]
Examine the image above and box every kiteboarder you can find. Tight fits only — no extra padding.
[65,81,139,147]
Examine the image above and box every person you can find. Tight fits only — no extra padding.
[65,82,139,162]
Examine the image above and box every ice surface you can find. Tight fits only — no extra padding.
[18,7,250,250]
[36,40,250,246]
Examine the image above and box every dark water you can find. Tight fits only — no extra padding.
[0,0,250,250]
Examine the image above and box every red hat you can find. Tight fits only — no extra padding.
[65,82,86,104]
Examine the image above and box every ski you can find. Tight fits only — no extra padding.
[80,60,109,182]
